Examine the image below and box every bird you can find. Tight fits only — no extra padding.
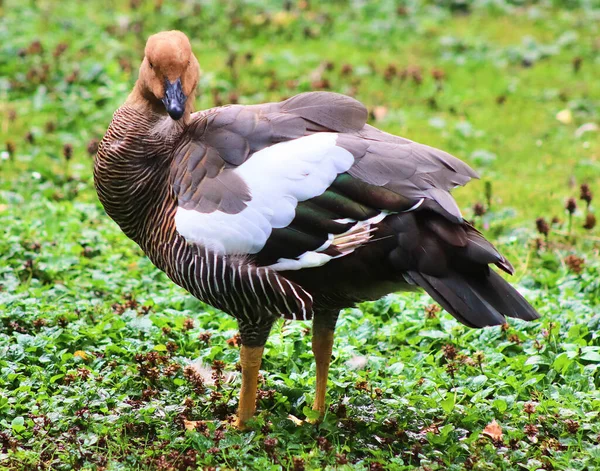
[93,30,539,429]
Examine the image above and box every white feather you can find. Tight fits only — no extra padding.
[333,217,356,224]
[175,133,354,254]
[404,198,424,212]
[269,252,333,271]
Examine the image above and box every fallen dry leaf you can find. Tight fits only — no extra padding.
[74,350,87,360]
[556,109,573,125]
[482,419,503,442]
[346,355,368,370]
[287,414,304,426]
[183,419,199,431]
[226,335,241,347]
[372,106,388,122]
[420,423,440,435]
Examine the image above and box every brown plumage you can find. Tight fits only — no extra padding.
[94,31,539,429]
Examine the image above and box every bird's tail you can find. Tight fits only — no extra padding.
[387,210,539,328]
[405,268,539,328]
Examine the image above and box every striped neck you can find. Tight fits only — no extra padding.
[94,106,182,249]
[94,106,238,318]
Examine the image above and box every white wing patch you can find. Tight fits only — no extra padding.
[175,133,354,254]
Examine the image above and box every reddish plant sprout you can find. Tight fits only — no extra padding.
[473,202,486,217]
[425,303,441,319]
[182,317,195,331]
[564,254,584,274]
[263,437,278,454]
[292,457,305,471]
[524,402,536,416]
[63,143,73,161]
[580,183,593,207]
[536,217,549,238]
[442,344,457,360]
[566,197,577,215]
[583,213,596,230]
[565,419,580,434]
[87,138,99,156]
[6,141,15,159]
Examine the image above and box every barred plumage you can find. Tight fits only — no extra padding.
[95,108,313,339]
[93,30,539,429]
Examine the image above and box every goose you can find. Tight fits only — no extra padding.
[93,30,539,429]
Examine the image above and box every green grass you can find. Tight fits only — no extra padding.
[1,1,599,470]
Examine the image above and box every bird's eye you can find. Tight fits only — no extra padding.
[149,61,154,69]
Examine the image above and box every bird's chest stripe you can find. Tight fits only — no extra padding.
[174,133,355,254]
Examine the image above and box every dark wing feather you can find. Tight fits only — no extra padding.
[387,211,537,327]
[280,92,368,132]
[337,130,478,222]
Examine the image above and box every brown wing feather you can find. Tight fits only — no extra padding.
[280,92,368,133]
[170,92,369,217]
[335,129,479,222]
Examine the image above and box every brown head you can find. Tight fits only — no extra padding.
[133,31,200,120]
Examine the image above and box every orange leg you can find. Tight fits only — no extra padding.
[234,345,264,430]
[311,326,335,419]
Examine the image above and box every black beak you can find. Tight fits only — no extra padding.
[162,78,187,120]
